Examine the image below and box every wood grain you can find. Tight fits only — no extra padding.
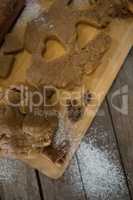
[0,159,41,200]
[107,48,133,198]
[38,157,86,200]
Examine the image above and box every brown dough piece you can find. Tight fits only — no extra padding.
[69,33,111,75]
[24,17,46,54]
[6,84,29,114]
[80,0,132,28]
[0,104,24,136]
[0,133,11,152]
[1,106,26,154]
[24,0,79,53]
[7,84,59,115]
[24,0,132,55]
[27,53,83,89]
[23,112,58,148]
[0,0,25,45]
[43,140,70,164]
[27,33,111,88]
[0,54,15,78]
[9,132,30,154]
[69,0,92,10]
[6,87,21,105]
[3,33,24,54]
[82,33,112,74]
[0,85,59,155]
[19,84,59,151]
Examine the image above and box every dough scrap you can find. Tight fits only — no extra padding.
[43,140,70,164]
[27,53,83,89]
[27,32,111,88]
[0,85,59,155]
[80,0,133,28]
[83,33,112,74]
[24,0,132,54]
[23,112,58,148]
[24,0,79,53]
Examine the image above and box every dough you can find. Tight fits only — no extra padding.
[27,32,111,88]
[0,84,59,154]
[0,54,15,78]
[3,33,24,54]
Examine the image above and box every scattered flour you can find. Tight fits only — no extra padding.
[18,0,44,25]
[77,122,129,199]
[0,159,25,184]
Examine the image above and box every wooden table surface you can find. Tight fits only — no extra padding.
[0,47,133,200]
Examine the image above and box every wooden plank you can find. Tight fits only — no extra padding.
[77,101,131,199]
[38,156,86,200]
[107,48,133,197]
[0,159,41,200]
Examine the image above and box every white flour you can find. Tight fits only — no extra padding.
[18,0,44,26]
[77,123,129,199]
[0,159,25,184]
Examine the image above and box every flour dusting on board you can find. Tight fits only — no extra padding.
[77,122,129,199]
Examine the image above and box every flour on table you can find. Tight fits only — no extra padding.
[77,124,129,199]
[0,159,25,184]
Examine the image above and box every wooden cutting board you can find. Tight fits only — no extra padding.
[0,0,133,179]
